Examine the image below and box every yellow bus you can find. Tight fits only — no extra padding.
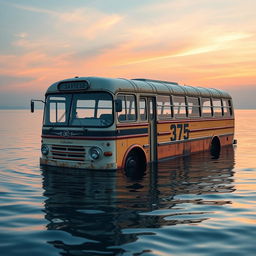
[31,77,234,174]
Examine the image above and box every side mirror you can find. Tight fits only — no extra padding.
[30,99,45,113]
[31,100,34,113]
[115,99,122,112]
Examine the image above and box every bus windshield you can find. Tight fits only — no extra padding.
[43,92,113,127]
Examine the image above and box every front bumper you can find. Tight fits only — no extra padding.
[40,157,117,170]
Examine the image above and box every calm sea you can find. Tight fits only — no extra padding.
[0,109,256,256]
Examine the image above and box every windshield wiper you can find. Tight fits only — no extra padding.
[48,111,67,131]
[57,111,66,122]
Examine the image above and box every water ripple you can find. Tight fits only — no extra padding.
[1,110,256,255]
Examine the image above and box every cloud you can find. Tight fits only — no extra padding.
[15,32,29,39]
[0,75,35,93]
[10,3,58,16]
[11,3,123,39]
[0,51,75,92]
[109,31,254,67]
[0,75,34,86]
[8,3,124,58]
[215,33,253,42]
[1,0,256,108]
[12,37,70,52]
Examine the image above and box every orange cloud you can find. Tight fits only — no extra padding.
[1,0,256,98]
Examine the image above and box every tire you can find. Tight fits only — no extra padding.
[210,137,221,158]
[124,151,146,178]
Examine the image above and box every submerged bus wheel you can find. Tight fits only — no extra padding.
[210,136,221,158]
[124,149,146,178]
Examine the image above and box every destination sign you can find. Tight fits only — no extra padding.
[58,81,90,91]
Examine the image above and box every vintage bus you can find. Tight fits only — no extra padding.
[31,77,235,173]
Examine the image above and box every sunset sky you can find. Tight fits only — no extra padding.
[0,0,255,108]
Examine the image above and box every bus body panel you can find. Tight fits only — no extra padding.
[115,124,150,168]
[157,118,234,160]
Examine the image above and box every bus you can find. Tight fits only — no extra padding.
[31,76,235,174]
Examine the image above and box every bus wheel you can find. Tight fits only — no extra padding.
[210,136,221,158]
[124,150,146,178]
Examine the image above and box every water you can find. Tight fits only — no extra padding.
[0,109,256,256]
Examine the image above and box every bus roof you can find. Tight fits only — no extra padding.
[46,76,232,99]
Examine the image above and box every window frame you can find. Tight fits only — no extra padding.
[212,98,223,117]
[117,93,137,123]
[70,92,114,127]
[43,94,72,127]
[172,95,187,119]
[187,96,201,118]
[139,97,148,122]
[156,95,173,120]
[201,97,213,118]
[222,99,233,117]
[43,92,114,128]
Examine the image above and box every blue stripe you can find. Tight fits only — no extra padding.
[42,128,148,137]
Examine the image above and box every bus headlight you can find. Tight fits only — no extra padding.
[89,147,102,160]
[41,144,49,155]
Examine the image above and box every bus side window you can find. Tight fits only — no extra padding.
[126,95,136,120]
[139,98,147,121]
[157,96,172,120]
[172,96,186,118]
[117,94,137,122]
[201,98,212,117]
[212,98,222,117]
[187,97,200,118]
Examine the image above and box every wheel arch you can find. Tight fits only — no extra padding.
[121,144,147,169]
[210,135,221,157]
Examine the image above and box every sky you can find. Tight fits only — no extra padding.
[0,0,255,109]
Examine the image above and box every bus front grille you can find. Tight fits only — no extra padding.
[51,145,85,161]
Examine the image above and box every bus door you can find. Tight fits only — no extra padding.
[147,97,157,162]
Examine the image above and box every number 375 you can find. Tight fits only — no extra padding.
[170,123,189,141]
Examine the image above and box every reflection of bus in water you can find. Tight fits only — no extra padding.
[31,77,235,172]
[42,146,235,255]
